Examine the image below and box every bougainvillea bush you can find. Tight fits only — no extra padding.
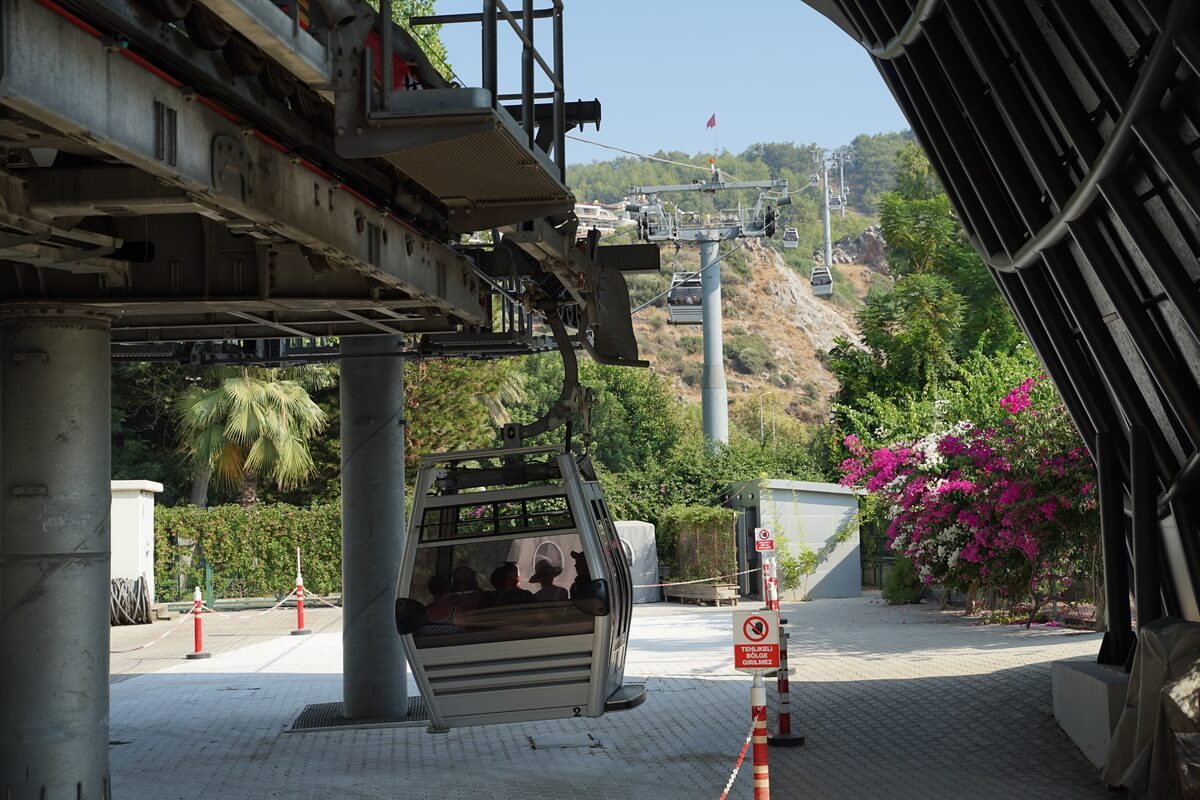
[840,376,1099,614]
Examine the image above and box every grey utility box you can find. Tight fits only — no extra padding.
[615,520,661,604]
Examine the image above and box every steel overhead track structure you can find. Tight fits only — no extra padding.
[804,0,1200,656]
[0,0,653,360]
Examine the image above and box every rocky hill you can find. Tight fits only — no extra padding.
[632,237,890,423]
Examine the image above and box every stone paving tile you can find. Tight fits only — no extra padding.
[109,594,1113,799]
[110,606,343,677]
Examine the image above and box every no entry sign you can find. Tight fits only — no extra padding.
[753,527,775,552]
[732,609,780,673]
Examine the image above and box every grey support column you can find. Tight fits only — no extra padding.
[0,307,113,800]
[340,335,407,718]
[700,238,728,446]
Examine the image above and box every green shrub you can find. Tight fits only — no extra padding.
[679,362,703,387]
[155,503,343,602]
[659,505,738,580]
[679,335,703,355]
[775,534,818,595]
[626,272,670,307]
[882,554,925,605]
[725,333,775,375]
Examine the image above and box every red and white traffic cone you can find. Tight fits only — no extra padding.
[186,586,211,660]
[291,547,311,636]
[751,672,770,799]
[768,629,804,747]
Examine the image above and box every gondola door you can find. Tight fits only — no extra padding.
[573,477,634,709]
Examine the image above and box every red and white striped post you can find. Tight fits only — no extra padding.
[751,672,770,799]
[768,629,805,747]
[185,586,211,660]
[291,547,311,636]
[760,552,780,612]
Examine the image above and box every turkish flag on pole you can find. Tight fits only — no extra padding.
[706,113,717,129]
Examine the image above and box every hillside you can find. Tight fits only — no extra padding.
[632,238,890,424]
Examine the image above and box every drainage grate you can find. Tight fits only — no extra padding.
[287,698,429,733]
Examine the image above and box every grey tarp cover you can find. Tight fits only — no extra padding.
[1103,618,1200,799]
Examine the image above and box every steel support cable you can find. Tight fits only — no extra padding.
[566,135,747,181]
[629,234,761,317]
[978,1,1193,274]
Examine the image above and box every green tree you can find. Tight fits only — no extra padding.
[173,368,330,507]
[380,0,453,81]
[112,363,194,504]
[404,359,527,465]
[878,192,958,276]
[846,131,916,212]
[893,141,942,200]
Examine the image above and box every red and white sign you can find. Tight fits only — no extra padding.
[732,609,780,673]
[753,527,775,552]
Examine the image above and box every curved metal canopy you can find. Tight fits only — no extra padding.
[804,0,1200,657]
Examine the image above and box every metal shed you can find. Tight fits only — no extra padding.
[728,479,861,600]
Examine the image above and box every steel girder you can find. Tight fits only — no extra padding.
[0,0,487,334]
[806,0,1200,644]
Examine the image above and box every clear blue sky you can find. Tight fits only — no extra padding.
[431,0,909,164]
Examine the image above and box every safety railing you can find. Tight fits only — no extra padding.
[409,0,567,180]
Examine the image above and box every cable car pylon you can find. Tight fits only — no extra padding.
[395,300,645,731]
[628,162,788,446]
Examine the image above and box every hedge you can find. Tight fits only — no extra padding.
[659,505,739,581]
[155,503,343,602]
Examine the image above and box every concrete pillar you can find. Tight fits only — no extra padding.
[700,238,728,446]
[0,307,113,799]
[340,335,407,717]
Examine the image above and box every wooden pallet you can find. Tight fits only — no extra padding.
[664,583,740,607]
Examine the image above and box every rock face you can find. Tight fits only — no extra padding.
[631,239,872,423]
[813,225,888,271]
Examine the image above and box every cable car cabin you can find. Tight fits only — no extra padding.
[811,265,834,297]
[666,273,704,324]
[782,228,800,249]
[395,445,645,730]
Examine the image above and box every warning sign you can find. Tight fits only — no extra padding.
[753,527,775,552]
[732,609,780,673]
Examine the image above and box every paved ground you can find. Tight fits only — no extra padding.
[108,593,1111,799]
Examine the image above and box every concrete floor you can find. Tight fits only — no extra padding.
[108,593,1111,799]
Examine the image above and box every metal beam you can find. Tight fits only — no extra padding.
[335,308,404,334]
[1,0,485,325]
[227,311,315,338]
[201,0,334,97]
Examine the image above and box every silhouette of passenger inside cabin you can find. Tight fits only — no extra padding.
[570,550,592,600]
[449,562,484,613]
[486,561,535,606]
[528,559,568,602]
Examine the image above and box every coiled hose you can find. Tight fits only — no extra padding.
[110,576,152,625]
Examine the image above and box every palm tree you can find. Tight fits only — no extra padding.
[174,367,329,507]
